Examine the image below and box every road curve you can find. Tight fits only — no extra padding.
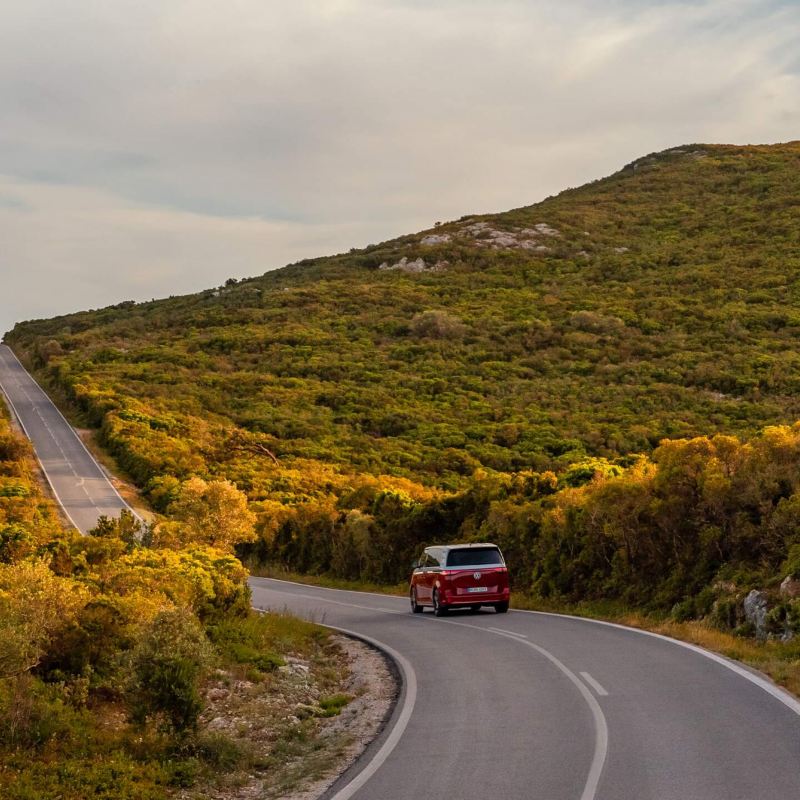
[0,343,132,533]
[250,577,800,800]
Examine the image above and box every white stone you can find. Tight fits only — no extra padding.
[743,590,769,639]
[780,575,800,598]
[420,233,451,246]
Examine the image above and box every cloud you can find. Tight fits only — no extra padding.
[1,0,798,334]
[0,176,375,334]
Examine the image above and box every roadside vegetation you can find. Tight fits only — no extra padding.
[0,408,359,799]
[6,142,800,691]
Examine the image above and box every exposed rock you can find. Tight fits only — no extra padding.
[398,219,562,256]
[460,220,490,234]
[420,233,451,246]
[531,222,560,236]
[378,256,446,273]
[743,590,769,639]
[485,230,521,248]
[285,656,311,675]
[614,246,630,253]
[780,576,800,599]
[378,257,427,272]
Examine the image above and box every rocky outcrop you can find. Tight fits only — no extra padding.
[780,576,800,599]
[378,257,447,273]
[420,233,451,246]
[455,219,559,251]
[743,590,769,639]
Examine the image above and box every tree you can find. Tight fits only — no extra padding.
[0,559,88,679]
[169,477,256,551]
[128,608,214,733]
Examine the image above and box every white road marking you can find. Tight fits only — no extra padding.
[427,615,608,800]
[255,582,609,800]
[514,608,800,719]
[580,672,609,697]
[0,346,139,522]
[489,626,527,638]
[0,372,83,532]
[252,606,418,800]
[264,590,406,616]
[265,575,800,720]
[322,626,417,800]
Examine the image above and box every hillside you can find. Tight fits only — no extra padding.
[9,143,800,489]
[6,142,800,626]
[0,395,377,799]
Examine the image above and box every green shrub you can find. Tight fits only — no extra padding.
[783,544,800,579]
[128,609,215,733]
[318,693,351,717]
[190,731,246,771]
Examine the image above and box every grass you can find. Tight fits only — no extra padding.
[0,609,356,800]
[318,693,352,717]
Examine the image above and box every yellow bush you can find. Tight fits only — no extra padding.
[0,560,89,678]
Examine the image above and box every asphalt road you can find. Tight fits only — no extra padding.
[250,578,800,800]
[0,343,132,533]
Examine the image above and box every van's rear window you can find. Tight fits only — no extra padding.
[446,548,503,567]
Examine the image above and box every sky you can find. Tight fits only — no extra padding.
[1,0,799,336]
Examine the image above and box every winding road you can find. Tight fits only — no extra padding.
[251,578,800,800]
[0,343,132,532]
[1,342,799,799]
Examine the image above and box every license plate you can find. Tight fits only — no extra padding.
[467,586,488,593]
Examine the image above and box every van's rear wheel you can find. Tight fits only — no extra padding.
[433,588,448,617]
[494,601,509,614]
[410,588,423,614]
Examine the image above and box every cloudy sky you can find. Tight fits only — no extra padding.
[1,0,799,335]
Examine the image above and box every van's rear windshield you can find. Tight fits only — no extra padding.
[446,548,503,567]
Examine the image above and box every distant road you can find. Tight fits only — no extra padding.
[0,343,132,533]
[251,579,800,800]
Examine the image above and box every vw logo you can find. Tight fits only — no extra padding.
[473,571,482,580]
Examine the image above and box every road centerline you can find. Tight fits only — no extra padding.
[580,672,609,697]
[255,581,610,800]
[422,612,609,800]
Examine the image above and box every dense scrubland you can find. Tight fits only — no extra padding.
[0,408,358,799]
[7,143,800,651]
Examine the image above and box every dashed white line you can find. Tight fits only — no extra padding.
[255,583,609,800]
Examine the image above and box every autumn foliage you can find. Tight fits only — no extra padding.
[6,142,800,634]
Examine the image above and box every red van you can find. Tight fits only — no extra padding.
[410,543,510,615]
